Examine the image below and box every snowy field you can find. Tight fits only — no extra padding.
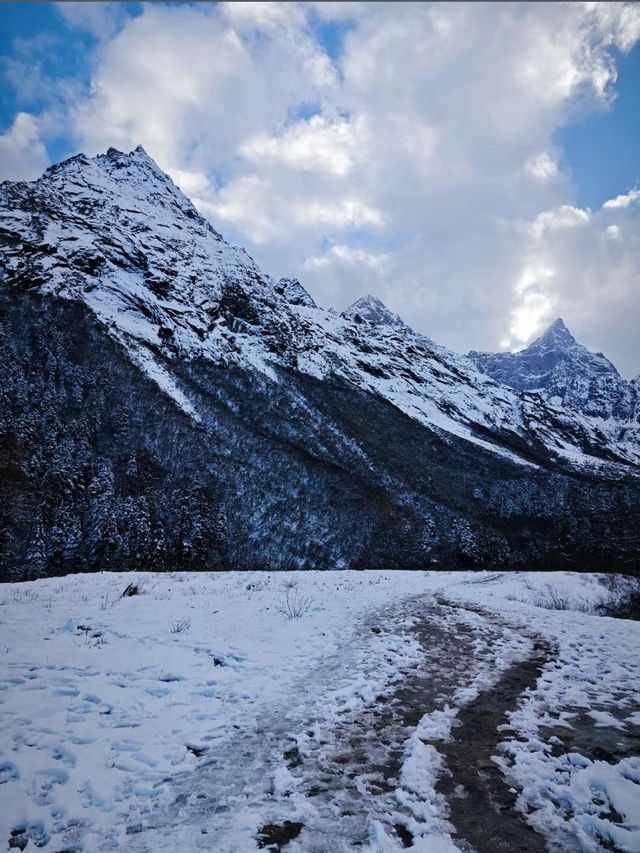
[1,570,639,852]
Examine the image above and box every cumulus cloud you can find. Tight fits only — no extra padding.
[0,113,49,181]
[241,116,360,177]
[502,195,640,371]
[69,3,335,173]
[603,188,640,209]
[2,1,640,374]
[529,205,591,239]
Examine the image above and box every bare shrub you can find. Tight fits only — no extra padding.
[11,588,39,604]
[277,588,312,620]
[533,584,570,611]
[99,585,124,611]
[596,577,640,621]
[245,574,271,593]
[533,584,597,615]
[75,625,106,647]
[168,615,192,634]
[597,573,626,593]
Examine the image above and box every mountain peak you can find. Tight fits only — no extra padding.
[342,294,406,329]
[274,277,316,308]
[468,314,628,420]
[104,144,150,160]
[534,317,576,348]
[97,144,169,181]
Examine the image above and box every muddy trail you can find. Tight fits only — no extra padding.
[282,599,556,852]
[130,596,556,852]
[435,631,555,852]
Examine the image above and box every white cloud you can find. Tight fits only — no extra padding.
[241,115,360,177]
[304,244,390,270]
[0,113,49,182]
[202,175,281,244]
[505,264,556,346]
[530,205,591,238]
[70,3,335,175]
[55,2,128,39]
[525,152,559,181]
[603,188,640,209]
[503,196,640,367]
[293,198,384,229]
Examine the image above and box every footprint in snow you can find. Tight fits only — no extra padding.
[0,761,20,783]
[52,746,76,767]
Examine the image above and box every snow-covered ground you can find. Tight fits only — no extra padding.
[0,570,638,852]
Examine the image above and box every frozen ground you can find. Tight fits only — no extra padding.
[0,570,639,852]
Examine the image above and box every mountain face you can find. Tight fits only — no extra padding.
[1,147,639,579]
[274,277,317,308]
[469,319,639,453]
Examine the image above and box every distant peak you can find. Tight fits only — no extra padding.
[356,294,385,309]
[548,317,570,334]
[342,294,406,329]
[534,317,576,347]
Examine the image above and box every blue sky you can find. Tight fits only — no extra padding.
[1,2,639,374]
[556,43,640,209]
[0,2,137,163]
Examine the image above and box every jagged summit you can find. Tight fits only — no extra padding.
[535,317,576,347]
[469,317,634,421]
[102,144,159,169]
[33,146,209,237]
[342,294,407,329]
[42,144,162,180]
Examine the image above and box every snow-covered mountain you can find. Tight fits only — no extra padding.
[469,318,639,456]
[1,146,639,577]
[2,145,636,469]
[469,318,636,418]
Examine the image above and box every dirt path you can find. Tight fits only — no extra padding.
[435,630,555,852]
[130,596,556,852]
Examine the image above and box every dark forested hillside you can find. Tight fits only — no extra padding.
[0,291,228,578]
[1,288,638,580]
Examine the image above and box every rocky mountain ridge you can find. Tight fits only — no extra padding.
[1,146,638,577]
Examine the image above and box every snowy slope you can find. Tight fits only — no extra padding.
[1,570,638,852]
[1,146,638,473]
